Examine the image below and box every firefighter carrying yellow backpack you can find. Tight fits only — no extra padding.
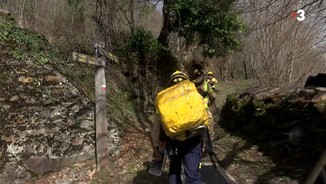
[155,79,209,141]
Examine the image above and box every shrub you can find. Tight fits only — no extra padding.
[0,13,57,64]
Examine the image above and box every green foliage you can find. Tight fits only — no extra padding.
[0,14,15,40]
[119,27,162,57]
[0,14,57,64]
[142,4,153,16]
[314,101,326,113]
[169,0,248,56]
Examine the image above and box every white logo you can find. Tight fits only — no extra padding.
[297,9,305,21]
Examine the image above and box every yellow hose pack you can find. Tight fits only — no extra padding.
[155,80,208,141]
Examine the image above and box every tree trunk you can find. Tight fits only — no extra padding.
[227,54,233,79]
[129,0,135,30]
[243,60,248,79]
[94,0,116,46]
[34,0,39,31]
[288,53,294,84]
[157,0,172,46]
[18,0,26,27]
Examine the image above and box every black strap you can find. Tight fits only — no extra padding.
[207,133,219,169]
[201,129,219,169]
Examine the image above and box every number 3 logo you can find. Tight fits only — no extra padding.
[297,9,305,21]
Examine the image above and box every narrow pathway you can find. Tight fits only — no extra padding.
[201,163,237,184]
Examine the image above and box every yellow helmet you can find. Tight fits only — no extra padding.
[169,71,188,84]
[208,71,213,75]
[193,69,204,76]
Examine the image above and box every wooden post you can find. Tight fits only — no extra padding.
[305,149,326,184]
[72,43,118,172]
[94,42,109,171]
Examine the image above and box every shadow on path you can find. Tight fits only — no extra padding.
[201,164,232,184]
[132,161,168,184]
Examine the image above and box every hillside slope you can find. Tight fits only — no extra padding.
[0,11,135,183]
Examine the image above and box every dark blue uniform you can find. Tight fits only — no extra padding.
[167,135,202,184]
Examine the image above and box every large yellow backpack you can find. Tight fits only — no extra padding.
[155,80,209,141]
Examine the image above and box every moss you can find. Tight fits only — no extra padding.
[0,13,57,65]
[238,99,258,121]
[54,63,95,100]
[314,100,326,113]
[220,94,241,129]
[220,89,326,152]
[242,119,264,138]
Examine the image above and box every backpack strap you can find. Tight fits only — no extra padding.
[171,125,207,141]
[201,128,220,169]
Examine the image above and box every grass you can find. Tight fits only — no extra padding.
[54,63,95,100]
[215,79,254,107]
[54,61,138,132]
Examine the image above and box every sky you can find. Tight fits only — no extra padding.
[154,0,163,13]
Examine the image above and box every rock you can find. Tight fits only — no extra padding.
[7,143,23,156]
[315,87,326,92]
[52,119,63,125]
[26,98,36,104]
[43,75,62,85]
[1,135,15,142]
[66,118,74,127]
[16,85,25,92]
[240,87,268,96]
[0,48,120,183]
[275,87,298,97]
[311,92,326,103]
[23,157,63,174]
[0,104,10,110]
[50,108,63,119]
[304,73,326,88]
[5,78,13,83]
[80,120,93,130]
[23,155,93,174]
[72,138,83,146]
[18,76,33,84]
[71,104,81,113]
[15,68,29,74]
[81,145,94,154]
[24,129,48,136]
[298,89,316,99]
[0,163,31,182]
[6,60,21,66]
[36,68,53,75]
[221,84,326,151]
[253,88,280,101]
[9,95,19,101]
[108,129,120,156]
[0,9,10,15]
